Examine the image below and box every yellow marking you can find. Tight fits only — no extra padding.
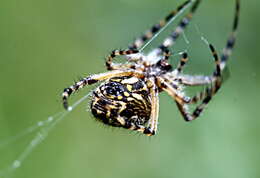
[124,92,130,97]
[140,86,148,91]
[117,117,126,125]
[127,85,132,91]
[127,97,134,101]
[146,80,153,88]
[106,111,111,118]
[121,77,139,84]
[159,20,166,27]
[114,50,120,55]
[111,78,121,82]
[92,96,100,105]
[108,95,115,99]
[97,110,102,114]
[146,133,153,136]
[146,31,153,38]
[117,95,123,100]
[118,103,127,113]
[137,128,145,132]
[132,93,143,100]
[107,104,117,109]
[129,125,136,130]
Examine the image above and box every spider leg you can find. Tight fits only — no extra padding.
[155,0,201,53]
[144,78,159,136]
[176,68,231,86]
[173,0,239,94]
[120,78,159,136]
[128,0,193,50]
[175,74,215,86]
[220,0,240,70]
[154,48,173,71]
[157,76,191,104]
[62,70,144,110]
[175,0,238,86]
[160,74,213,104]
[161,44,222,121]
[172,0,240,120]
[155,49,188,74]
[175,52,189,74]
[159,76,221,121]
[105,49,139,70]
[165,42,220,87]
[176,81,222,121]
[172,50,225,86]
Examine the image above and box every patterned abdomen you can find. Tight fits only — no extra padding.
[90,76,151,128]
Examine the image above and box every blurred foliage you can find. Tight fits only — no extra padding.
[0,0,259,178]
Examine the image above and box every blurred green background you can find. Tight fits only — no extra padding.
[0,0,259,178]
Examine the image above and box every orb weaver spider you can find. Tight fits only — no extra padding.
[62,0,240,136]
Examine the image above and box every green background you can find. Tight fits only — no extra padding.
[0,0,259,178]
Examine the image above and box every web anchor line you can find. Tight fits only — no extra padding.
[139,0,196,52]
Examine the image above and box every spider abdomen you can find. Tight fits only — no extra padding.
[90,76,151,128]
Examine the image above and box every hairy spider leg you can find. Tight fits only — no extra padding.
[128,0,193,50]
[162,43,222,121]
[144,78,159,135]
[220,0,240,70]
[176,52,189,74]
[148,0,200,73]
[155,0,201,53]
[106,0,200,71]
[172,0,240,86]
[105,49,139,70]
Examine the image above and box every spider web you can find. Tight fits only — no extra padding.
[139,0,196,52]
[0,0,206,177]
[0,91,92,178]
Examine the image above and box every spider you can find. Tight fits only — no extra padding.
[62,0,240,136]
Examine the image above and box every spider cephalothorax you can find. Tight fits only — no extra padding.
[62,0,240,136]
